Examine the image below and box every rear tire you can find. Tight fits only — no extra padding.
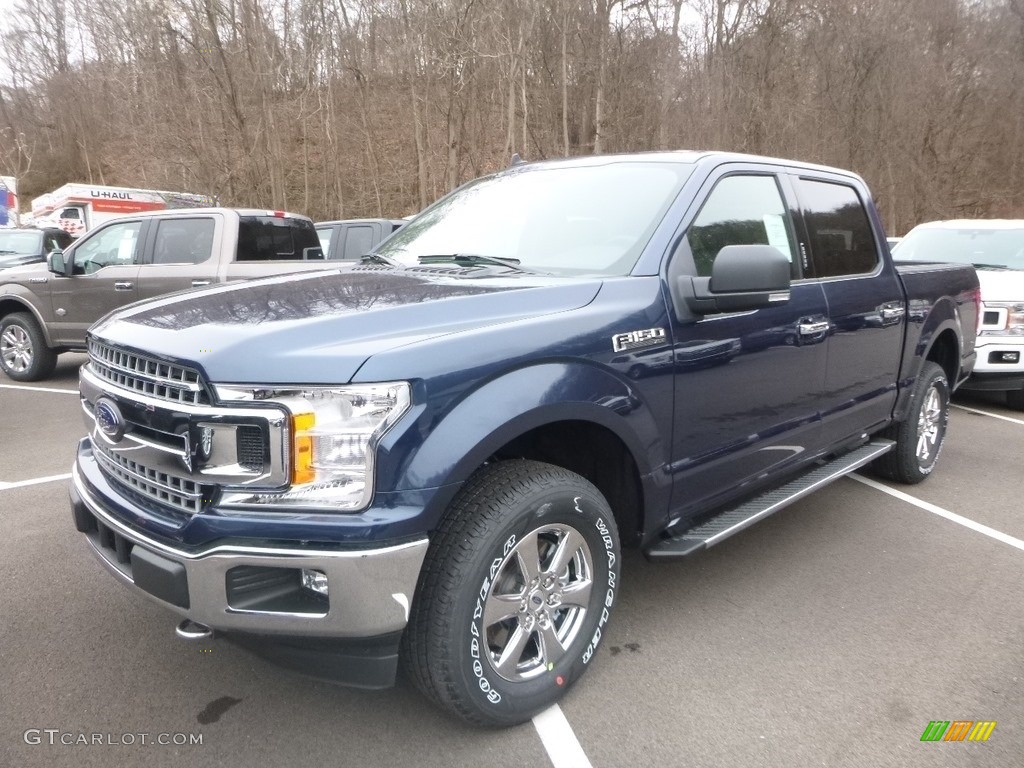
[402,459,621,727]
[872,361,949,484]
[0,313,57,382]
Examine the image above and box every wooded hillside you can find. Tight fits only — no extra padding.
[2,0,1022,234]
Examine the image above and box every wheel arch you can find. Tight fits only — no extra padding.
[389,363,667,547]
[0,296,54,348]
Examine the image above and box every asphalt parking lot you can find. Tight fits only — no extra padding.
[1,354,1021,767]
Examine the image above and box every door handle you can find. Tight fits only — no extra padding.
[798,320,830,335]
[191,280,212,287]
[114,281,134,291]
[880,306,905,320]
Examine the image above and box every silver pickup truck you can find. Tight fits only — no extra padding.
[0,208,385,381]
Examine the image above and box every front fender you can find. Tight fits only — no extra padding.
[0,285,54,347]
[380,362,669,526]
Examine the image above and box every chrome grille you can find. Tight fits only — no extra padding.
[93,440,206,517]
[88,339,209,405]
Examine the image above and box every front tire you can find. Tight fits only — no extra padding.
[872,361,949,484]
[402,460,621,726]
[0,313,57,382]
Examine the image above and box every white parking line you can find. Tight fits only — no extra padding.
[852,475,1024,553]
[0,383,78,395]
[0,473,73,491]
[953,403,1024,426]
[533,704,593,768]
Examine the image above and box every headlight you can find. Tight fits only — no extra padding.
[979,302,1024,336]
[219,383,411,511]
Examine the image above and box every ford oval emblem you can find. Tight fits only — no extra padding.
[94,397,126,442]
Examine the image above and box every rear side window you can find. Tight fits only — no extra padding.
[796,179,878,277]
[151,218,215,265]
[237,216,322,261]
[342,225,375,260]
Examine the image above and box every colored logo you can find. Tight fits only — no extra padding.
[920,721,996,742]
[94,398,126,442]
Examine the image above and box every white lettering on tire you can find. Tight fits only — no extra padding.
[468,533,517,705]
[582,515,617,665]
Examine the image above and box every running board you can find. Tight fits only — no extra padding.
[644,440,894,561]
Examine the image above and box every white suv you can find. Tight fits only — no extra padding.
[894,220,1024,409]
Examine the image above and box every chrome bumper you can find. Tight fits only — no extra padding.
[72,462,429,638]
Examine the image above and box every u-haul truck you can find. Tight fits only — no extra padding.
[30,184,214,237]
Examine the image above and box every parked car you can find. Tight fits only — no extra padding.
[0,227,73,270]
[315,218,406,261]
[69,151,977,727]
[893,219,1024,408]
[0,208,336,381]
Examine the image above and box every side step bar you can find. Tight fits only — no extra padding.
[644,440,894,561]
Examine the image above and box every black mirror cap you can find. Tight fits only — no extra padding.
[709,244,791,293]
[46,250,68,275]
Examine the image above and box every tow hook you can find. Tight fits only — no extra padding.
[175,619,214,641]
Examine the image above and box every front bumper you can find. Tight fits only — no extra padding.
[71,460,429,640]
[959,339,1024,391]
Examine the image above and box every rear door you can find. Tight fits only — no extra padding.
[49,218,145,346]
[135,214,222,300]
[790,174,905,444]
[666,167,830,518]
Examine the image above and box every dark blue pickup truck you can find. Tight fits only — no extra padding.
[69,152,978,726]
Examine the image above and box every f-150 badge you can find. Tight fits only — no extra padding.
[612,327,666,353]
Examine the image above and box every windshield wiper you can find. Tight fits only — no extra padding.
[0,249,21,255]
[417,254,545,274]
[971,262,1010,270]
[360,252,400,266]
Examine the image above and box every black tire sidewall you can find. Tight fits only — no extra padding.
[450,484,620,724]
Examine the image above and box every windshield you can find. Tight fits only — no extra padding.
[375,162,693,276]
[0,230,42,256]
[894,226,1024,269]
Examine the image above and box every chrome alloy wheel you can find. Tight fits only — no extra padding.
[0,324,32,373]
[916,384,943,463]
[482,523,594,683]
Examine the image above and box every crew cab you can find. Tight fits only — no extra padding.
[68,152,978,727]
[894,219,1024,408]
[0,209,329,381]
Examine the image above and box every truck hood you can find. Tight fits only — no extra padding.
[0,260,48,279]
[976,268,1024,303]
[91,267,603,384]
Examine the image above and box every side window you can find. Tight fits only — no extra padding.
[151,218,215,265]
[237,217,321,261]
[316,226,336,257]
[60,207,81,221]
[71,221,142,275]
[796,179,878,278]
[687,175,796,277]
[342,225,374,260]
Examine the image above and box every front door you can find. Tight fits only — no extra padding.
[49,219,144,347]
[666,170,829,522]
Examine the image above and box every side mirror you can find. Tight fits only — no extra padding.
[676,244,792,314]
[302,246,325,261]
[46,250,69,276]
